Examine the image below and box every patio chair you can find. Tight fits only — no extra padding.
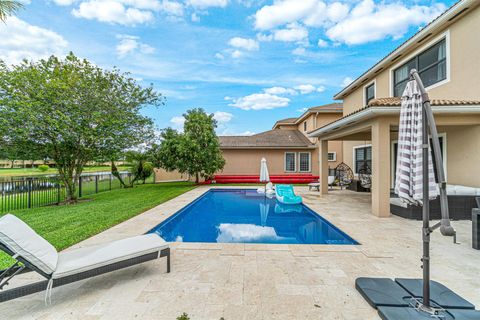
[308,176,335,191]
[334,162,354,190]
[0,214,170,304]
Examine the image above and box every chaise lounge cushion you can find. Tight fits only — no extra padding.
[0,214,58,275]
[53,234,168,279]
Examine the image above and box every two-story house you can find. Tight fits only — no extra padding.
[309,0,480,217]
[215,104,343,183]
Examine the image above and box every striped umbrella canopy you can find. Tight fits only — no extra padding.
[259,158,270,183]
[394,80,438,204]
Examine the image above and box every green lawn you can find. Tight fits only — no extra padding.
[0,181,196,269]
[0,166,130,177]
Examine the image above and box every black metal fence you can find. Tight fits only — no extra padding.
[0,172,149,213]
[0,178,61,212]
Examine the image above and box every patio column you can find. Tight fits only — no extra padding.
[319,139,329,194]
[371,120,391,217]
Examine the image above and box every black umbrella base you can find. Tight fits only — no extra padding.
[378,306,454,320]
[355,277,479,320]
[378,306,480,320]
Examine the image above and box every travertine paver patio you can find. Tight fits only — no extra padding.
[1,186,478,320]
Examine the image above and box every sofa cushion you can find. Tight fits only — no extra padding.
[53,234,168,279]
[0,214,58,275]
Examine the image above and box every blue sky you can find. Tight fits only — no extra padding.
[1,0,455,135]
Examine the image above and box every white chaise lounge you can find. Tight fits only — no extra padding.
[0,214,170,303]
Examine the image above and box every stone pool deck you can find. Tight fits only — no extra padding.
[1,186,479,319]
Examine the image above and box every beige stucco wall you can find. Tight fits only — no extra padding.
[219,148,319,176]
[154,168,188,182]
[437,125,480,187]
[341,5,480,114]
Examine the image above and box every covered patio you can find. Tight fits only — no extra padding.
[310,98,480,217]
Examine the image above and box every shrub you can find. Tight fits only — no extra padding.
[176,313,190,320]
[38,164,49,172]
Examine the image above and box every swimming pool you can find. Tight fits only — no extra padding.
[149,189,358,245]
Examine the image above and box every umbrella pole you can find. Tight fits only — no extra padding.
[421,105,431,308]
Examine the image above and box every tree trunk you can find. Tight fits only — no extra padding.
[111,161,127,188]
[195,172,199,184]
[63,174,77,204]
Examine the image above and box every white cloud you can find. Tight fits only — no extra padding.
[326,0,446,45]
[264,86,297,96]
[273,23,308,42]
[72,0,154,25]
[297,107,308,112]
[256,33,273,42]
[187,0,228,9]
[116,35,155,58]
[229,93,290,110]
[292,47,306,56]
[294,84,316,94]
[316,85,326,93]
[213,111,233,123]
[317,39,328,48]
[53,0,76,5]
[254,0,446,45]
[231,50,242,59]
[170,116,185,129]
[0,17,68,65]
[326,2,349,22]
[341,76,353,87]
[228,37,259,51]
[254,0,317,30]
[191,12,200,21]
[215,52,225,59]
[159,0,184,17]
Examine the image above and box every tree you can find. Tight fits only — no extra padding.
[154,109,225,183]
[124,151,154,186]
[0,53,163,202]
[0,0,23,22]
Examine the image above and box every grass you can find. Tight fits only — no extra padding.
[0,175,155,213]
[0,166,130,177]
[0,181,196,269]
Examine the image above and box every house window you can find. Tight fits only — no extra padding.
[285,152,296,172]
[355,146,372,174]
[328,152,336,162]
[303,121,307,132]
[393,39,446,96]
[365,83,375,105]
[299,152,311,172]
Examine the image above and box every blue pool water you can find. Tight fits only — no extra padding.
[149,189,358,245]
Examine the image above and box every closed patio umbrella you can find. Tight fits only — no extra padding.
[259,158,270,185]
[394,69,456,315]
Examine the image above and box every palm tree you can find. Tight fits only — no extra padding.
[0,0,24,23]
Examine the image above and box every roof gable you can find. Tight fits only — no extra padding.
[219,130,315,149]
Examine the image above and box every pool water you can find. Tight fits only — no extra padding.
[149,189,358,245]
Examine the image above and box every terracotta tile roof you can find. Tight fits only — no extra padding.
[308,97,480,136]
[272,103,343,128]
[219,130,315,149]
[274,117,298,124]
[368,97,480,106]
[307,103,343,112]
